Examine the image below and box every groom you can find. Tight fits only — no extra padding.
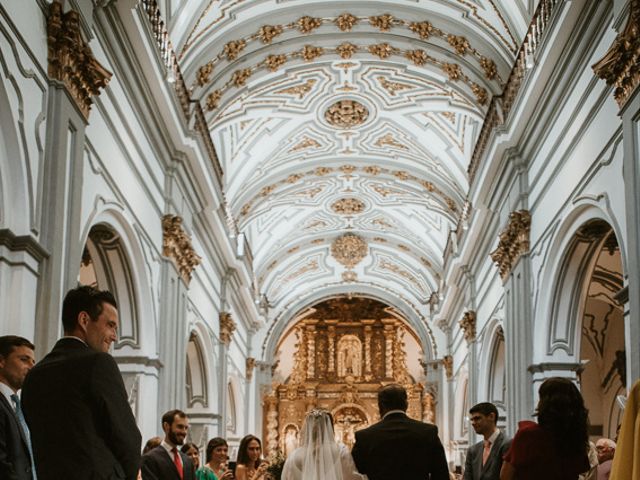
[352,384,449,480]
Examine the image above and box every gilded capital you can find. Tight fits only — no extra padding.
[47,1,112,120]
[246,357,256,381]
[459,311,476,343]
[593,0,640,109]
[490,210,531,280]
[219,311,236,345]
[162,215,202,284]
[442,355,453,380]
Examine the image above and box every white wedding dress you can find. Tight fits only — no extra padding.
[281,410,366,480]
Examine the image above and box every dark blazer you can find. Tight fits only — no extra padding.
[21,338,142,480]
[141,445,196,480]
[463,432,511,480]
[351,412,449,480]
[0,392,33,480]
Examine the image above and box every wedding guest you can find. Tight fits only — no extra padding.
[281,408,364,480]
[235,435,268,480]
[464,402,511,480]
[500,377,590,479]
[594,438,615,480]
[196,437,234,480]
[143,437,162,455]
[182,442,201,470]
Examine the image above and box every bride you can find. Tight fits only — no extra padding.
[281,409,365,480]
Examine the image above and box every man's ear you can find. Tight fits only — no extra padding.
[78,311,90,330]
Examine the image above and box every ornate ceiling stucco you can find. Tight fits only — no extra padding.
[159,0,539,339]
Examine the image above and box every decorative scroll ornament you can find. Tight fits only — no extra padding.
[298,16,322,33]
[369,14,395,31]
[219,312,236,346]
[331,234,368,268]
[301,45,324,61]
[337,42,358,59]
[324,100,369,128]
[409,21,434,39]
[224,39,246,61]
[442,355,453,380]
[47,1,112,120]
[265,54,287,72]
[276,79,316,98]
[196,63,213,86]
[336,13,358,31]
[331,197,365,215]
[161,215,202,284]
[246,357,256,381]
[259,24,284,44]
[490,210,531,280]
[459,311,477,343]
[447,35,470,55]
[593,0,640,109]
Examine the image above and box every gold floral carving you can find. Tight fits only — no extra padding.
[363,165,381,175]
[196,63,213,86]
[324,100,369,128]
[246,357,256,381]
[490,210,531,280]
[219,311,236,346]
[405,49,428,66]
[301,45,324,61]
[339,165,357,174]
[409,21,434,39]
[369,14,395,31]
[442,355,453,380]
[275,79,316,98]
[377,76,414,96]
[374,133,408,150]
[337,42,358,59]
[342,271,358,282]
[459,311,476,343]
[442,63,462,81]
[206,90,222,111]
[224,39,246,61]
[369,43,395,59]
[47,1,112,120]
[592,0,640,108]
[161,215,201,284]
[447,34,470,55]
[297,16,322,33]
[480,56,497,80]
[232,68,252,87]
[259,24,284,44]
[286,173,304,183]
[471,83,488,105]
[265,54,287,72]
[289,137,321,152]
[336,13,358,31]
[331,234,368,268]
[314,166,333,176]
[331,197,366,215]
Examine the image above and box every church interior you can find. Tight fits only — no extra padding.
[1,0,639,472]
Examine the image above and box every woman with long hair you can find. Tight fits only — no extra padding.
[181,442,201,470]
[235,435,268,480]
[500,377,590,479]
[196,437,234,480]
[281,409,364,480]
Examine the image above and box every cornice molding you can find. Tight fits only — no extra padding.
[0,229,49,262]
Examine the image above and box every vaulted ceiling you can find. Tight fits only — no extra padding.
[163,0,538,329]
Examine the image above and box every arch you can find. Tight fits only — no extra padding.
[186,331,209,408]
[453,372,469,440]
[280,423,299,456]
[226,378,240,436]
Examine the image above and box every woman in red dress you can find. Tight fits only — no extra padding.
[500,377,590,480]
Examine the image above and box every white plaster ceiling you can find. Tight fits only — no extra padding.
[166,0,538,323]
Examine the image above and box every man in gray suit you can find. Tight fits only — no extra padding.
[464,402,510,480]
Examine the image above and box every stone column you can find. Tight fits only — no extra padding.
[217,311,235,436]
[305,321,317,379]
[382,320,396,378]
[327,322,336,373]
[363,320,374,380]
[491,210,533,434]
[459,310,477,433]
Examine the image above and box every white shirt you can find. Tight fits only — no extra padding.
[382,410,407,420]
[484,428,501,454]
[0,381,17,411]
[161,440,183,468]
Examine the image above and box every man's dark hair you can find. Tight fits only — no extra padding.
[377,384,408,413]
[61,286,117,333]
[469,402,499,422]
[0,335,35,359]
[161,409,187,427]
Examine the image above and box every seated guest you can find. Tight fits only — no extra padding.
[182,442,201,470]
[235,435,268,480]
[594,438,615,480]
[500,377,590,479]
[144,437,162,455]
[196,438,234,480]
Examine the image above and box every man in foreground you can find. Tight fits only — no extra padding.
[21,286,141,479]
[351,384,449,480]
[464,402,511,480]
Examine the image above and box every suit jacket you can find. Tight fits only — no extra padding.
[141,446,196,480]
[0,392,33,480]
[21,338,142,480]
[463,432,511,480]
[351,412,449,480]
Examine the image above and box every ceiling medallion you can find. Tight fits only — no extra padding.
[331,197,366,215]
[331,234,368,268]
[324,100,369,128]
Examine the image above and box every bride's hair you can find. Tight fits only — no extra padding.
[297,408,343,479]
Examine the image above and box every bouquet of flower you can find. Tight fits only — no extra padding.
[264,450,286,480]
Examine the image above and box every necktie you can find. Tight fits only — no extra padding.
[11,394,37,479]
[482,439,491,466]
[172,447,184,480]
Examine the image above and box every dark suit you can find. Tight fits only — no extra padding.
[0,392,33,480]
[21,338,141,480]
[141,445,196,480]
[352,412,449,480]
[463,432,511,480]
